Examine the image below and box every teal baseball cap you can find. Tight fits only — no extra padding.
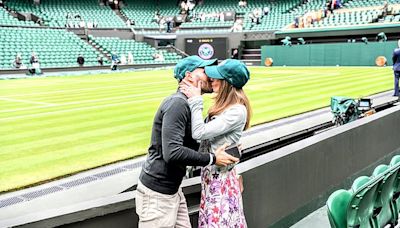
[205,59,250,88]
[174,55,217,81]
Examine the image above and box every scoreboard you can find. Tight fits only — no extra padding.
[185,38,228,60]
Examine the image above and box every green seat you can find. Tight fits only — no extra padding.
[347,176,379,228]
[327,189,352,228]
[372,164,397,227]
[390,155,400,214]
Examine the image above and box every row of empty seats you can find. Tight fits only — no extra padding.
[344,0,399,8]
[5,0,127,28]
[0,7,37,27]
[314,9,383,27]
[0,27,101,69]
[327,155,400,228]
[120,0,179,29]
[88,36,182,65]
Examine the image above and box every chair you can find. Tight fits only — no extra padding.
[347,176,380,228]
[327,189,352,228]
[389,155,400,214]
[372,164,397,227]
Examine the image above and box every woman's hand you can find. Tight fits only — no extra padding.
[179,80,202,98]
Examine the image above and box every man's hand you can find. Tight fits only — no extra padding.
[214,143,239,167]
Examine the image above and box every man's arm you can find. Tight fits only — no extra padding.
[393,50,398,65]
[161,97,211,166]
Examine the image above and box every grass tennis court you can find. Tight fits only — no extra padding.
[0,67,393,193]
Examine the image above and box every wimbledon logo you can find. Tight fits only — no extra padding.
[198,43,214,60]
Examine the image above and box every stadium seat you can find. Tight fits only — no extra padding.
[371,164,397,227]
[327,189,352,228]
[347,176,378,228]
[390,156,400,215]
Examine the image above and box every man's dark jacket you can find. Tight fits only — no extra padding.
[139,91,211,195]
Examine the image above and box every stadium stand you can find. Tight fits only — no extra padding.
[315,9,383,27]
[5,0,127,28]
[0,7,38,27]
[0,27,101,69]
[120,0,179,30]
[88,36,182,64]
[188,0,300,31]
[327,155,400,228]
[344,0,399,8]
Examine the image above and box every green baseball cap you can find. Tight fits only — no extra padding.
[174,55,217,81]
[205,59,250,88]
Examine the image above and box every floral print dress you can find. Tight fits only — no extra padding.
[198,164,247,228]
[187,96,247,228]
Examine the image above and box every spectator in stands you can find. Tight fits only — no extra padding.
[382,1,389,17]
[187,0,196,11]
[392,40,400,97]
[127,52,134,64]
[219,12,225,22]
[253,8,262,24]
[97,56,104,66]
[153,11,161,23]
[180,0,189,14]
[29,52,41,75]
[238,0,247,8]
[13,53,24,69]
[231,48,239,59]
[111,52,120,71]
[153,52,165,62]
[166,17,174,33]
[294,15,300,28]
[231,19,243,32]
[113,0,120,10]
[120,54,127,65]
[200,12,206,22]
[263,6,270,16]
[0,0,4,7]
[135,56,236,228]
[79,20,86,28]
[87,21,93,29]
[179,59,251,228]
[327,1,334,13]
[159,17,166,32]
[77,54,85,67]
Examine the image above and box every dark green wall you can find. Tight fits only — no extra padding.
[261,41,397,66]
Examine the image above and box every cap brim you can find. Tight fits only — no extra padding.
[198,58,218,68]
[205,65,224,80]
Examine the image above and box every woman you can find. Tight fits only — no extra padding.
[181,59,251,227]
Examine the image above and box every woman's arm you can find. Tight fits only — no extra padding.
[188,96,246,140]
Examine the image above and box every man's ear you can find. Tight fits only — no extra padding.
[184,71,191,80]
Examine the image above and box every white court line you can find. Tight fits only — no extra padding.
[4,80,171,98]
[0,97,57,106]
[1,90,169,114]
[0,97,161,122]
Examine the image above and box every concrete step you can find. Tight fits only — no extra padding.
[242,49,261,55]
[242,54,261,60]
[242,59,261,66]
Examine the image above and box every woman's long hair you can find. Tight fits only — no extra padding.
[208,80,252,130]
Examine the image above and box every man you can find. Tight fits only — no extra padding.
[77,54,85,67]
[13,53,23,69]
[136,56,239,227]
[392,40,400,97]
[111,52,119,71]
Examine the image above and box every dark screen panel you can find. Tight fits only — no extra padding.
[185,38,227,60]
